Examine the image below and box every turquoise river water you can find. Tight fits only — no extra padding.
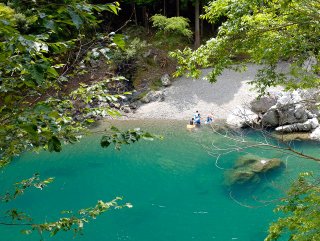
[0,120,319,241]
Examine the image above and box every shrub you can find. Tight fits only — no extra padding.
[150,14,193,38]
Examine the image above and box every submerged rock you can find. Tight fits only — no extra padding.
[225,169,259,185]
[225,154,283,185]
[272,132,311,142]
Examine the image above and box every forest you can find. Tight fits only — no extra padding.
[0,0,319,240]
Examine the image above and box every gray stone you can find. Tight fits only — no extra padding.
[278,105,309,125]
[161,74,171,87]
[250,96,277,114]
[121,105,131,113]
[129,102,138,109]
[251,159,282,173]
[141,91,165,103]
[276,91,302,109]
[262,108,279,127]
[275,118,319,133]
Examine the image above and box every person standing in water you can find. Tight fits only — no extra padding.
[205,113,213,124]
[194,111,201,125]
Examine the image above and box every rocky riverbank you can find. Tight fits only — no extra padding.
[109,63,319,140]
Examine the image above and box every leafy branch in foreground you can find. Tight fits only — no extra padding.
[1,173,54,203]
[265,172,320,241]
[0,1,123,167]
[1,198,131,238]
[100,126,163,150]
[0,174,132,238]
[21,198,132,238]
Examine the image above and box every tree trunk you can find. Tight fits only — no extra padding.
[163,0,166,16]
[132,3,137,25]
[176,0,180,16]
[200,1,203,37]
[194,0,200,49]
[142,6,149,32]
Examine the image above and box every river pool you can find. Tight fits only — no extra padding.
[0,120,319,241]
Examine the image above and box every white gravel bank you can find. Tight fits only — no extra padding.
[127,64,284,120]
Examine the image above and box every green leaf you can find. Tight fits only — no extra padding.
[68,8,83,29]
[110,126,120,132]
[20,230,32,235]
[48,136,62,152]
[47,67,59,77]
[100,136,111,148]
[113,34,125,50]
[20,124,38,135]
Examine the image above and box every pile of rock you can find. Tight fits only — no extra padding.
[227,89,320,140]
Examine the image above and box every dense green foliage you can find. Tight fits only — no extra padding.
[151,14,192,38]
[265,173,320,241]
[0,0,140,237]
[172,0,320,94]
[0,1,124,166]
[150,14,192,49]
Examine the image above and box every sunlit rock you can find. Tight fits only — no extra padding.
[141,90,165,103]
[310,127,320,141]
[275,118,319,133]
[226,107,258,128]
[250,95,277,114]
[161,73,171,87]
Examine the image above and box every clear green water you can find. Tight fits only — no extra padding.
[0,120,319,241]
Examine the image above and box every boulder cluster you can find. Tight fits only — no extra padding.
[227,89,320,140]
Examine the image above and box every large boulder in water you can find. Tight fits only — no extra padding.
[225,154,283,185]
